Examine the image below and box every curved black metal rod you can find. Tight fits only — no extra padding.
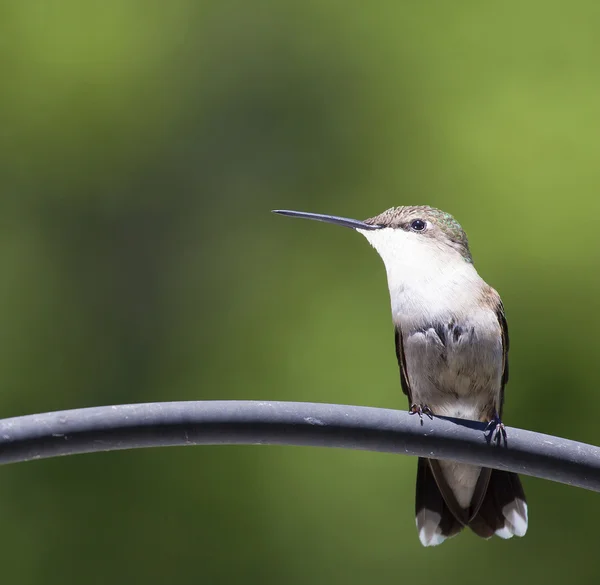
[0,400,597,491]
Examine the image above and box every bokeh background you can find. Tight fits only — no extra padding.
[3,1,600,584]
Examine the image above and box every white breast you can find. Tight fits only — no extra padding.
[357,227,484,326]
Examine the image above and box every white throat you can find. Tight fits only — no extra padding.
[356,227,483,327]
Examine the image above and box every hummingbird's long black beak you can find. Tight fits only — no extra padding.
[272,210,382,231]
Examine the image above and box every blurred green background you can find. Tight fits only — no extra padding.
[2,1,600,583]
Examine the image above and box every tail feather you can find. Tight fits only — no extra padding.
[468,469,528,539]
[415,458,464,546]
[415,460,528,546]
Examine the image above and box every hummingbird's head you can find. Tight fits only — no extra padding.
[360,205,472,264]
[273,205,472,265]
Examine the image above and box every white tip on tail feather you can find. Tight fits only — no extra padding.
[494,526,514,539]
[503,498,528,537]
[494,498,528,539]
[416,510,447,547]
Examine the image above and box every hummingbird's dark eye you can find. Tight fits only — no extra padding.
[410,219,426,232]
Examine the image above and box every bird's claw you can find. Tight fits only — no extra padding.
[486,413,507,446]
[409,403,434,423]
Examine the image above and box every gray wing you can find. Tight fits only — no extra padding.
[467,293,510,521]
[495,297,509,418]
[394,326,412,403]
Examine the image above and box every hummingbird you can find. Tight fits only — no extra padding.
[273,206,528,546]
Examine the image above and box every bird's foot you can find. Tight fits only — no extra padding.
[485,412,507,446]
[409,403,434,424]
